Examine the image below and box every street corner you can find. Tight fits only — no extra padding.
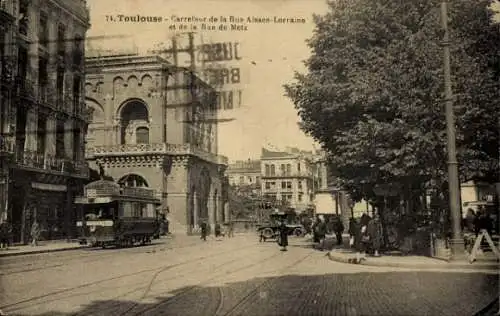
[327,249,362,264]
[326,249,500,272]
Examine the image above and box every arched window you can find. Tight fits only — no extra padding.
[119,99,149,144]
[118,174,149,187]
[136,127,149,144]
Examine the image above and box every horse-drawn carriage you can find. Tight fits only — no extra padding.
[257,210,304,242]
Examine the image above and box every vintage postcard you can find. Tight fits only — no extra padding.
[0,0,498,315]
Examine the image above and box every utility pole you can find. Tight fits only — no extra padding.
[440,0,464,260]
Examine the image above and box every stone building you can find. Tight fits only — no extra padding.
[84,53,228,234]
[226,159,261,187]
[260,147,315,212]
[0,0,90,243]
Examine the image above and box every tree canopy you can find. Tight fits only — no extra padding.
[228,184,259,219]
[285,0,500,202]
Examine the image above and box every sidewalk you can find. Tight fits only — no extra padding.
[327,247,499,272]
[0,236,176,258]
[0,240,86,258]
[0,233,245,258]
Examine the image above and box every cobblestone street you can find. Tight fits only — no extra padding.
[0,235,497,316]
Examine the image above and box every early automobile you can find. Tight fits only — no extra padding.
[257,210,304,242]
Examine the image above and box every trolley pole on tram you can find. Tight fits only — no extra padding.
[440,0,464,261]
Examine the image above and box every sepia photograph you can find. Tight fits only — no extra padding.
[0,0,499,315]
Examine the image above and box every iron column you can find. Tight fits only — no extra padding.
[440,0,464,260]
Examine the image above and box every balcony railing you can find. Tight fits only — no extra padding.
[86,143,229,165]
[63,92,73,113]
[15,150,89,177]
[0,0,15,22]
[262,171,313,178]
[0,57,15,85]
[122,187,155,199]
[17,77,35,98]
[37,84,57,107]
[0,135,15,154]
[0,0,8,10]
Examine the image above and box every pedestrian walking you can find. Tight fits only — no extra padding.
[228,221,234,238]
[164,215,170,235]
[278,221,289,251]
[200,220,208,241]
[367,213,383,257]
[356,213,371,262]
[348,217,357,249]
[315,216,327,251]
[0,222,6,249]
[333,215,344,246]
[214,222,222,240]
[463,208,476,253]
[31,220,41,247]
[312,216,321,243]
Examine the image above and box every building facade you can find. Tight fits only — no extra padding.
[227,159,261,187]
[0,0,90,243]
[84,53,228,234]
[260,148,315,212]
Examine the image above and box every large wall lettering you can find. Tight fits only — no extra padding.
[195,41,244,111]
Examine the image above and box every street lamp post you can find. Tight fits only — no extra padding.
[440,0,465,260]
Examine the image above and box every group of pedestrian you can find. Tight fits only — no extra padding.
[308,215,345,251]
[0,216,41,248]
[199,220,234,241]
[349,213,383,262]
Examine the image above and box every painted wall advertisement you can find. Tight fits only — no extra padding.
[157,34,247,117]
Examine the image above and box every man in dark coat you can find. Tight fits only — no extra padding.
[200,221,208,241]
[278,221,289,251]
[315,216,328,251]
[312,216,322,243]
[367,214,383,256]
[333,216,345,246]
[214,222,222,238]
[0,221,11,249]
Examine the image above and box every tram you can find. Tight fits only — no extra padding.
[75,180,162,248]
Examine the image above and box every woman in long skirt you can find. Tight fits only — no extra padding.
[279,221,289,251]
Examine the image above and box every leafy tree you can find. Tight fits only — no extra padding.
[228,184,259,219]
[285,0,500,204]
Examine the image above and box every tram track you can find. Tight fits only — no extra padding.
[0,239,204,276]
[216,252,314,316]
[0,240,255,314]
[119,245,315,316]
[120,250,285,316]
[103,246,269,316]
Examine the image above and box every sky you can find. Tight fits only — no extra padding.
[85,0,329,162]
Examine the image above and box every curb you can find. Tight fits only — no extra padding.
[326,251,499,271]
[0,245,86,258]
[473,297,499,316]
